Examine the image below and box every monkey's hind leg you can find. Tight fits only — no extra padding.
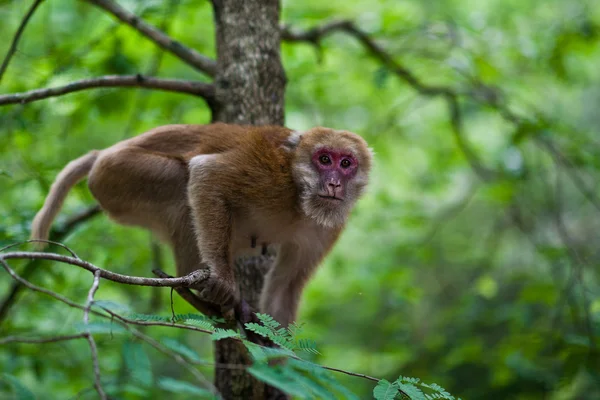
[88,146,189,240]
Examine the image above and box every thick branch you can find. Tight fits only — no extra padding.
[282,20,494,181]
[152,269,221,318]
[0,0,45,83]
[85,0,216,76]
[0,75,215,106]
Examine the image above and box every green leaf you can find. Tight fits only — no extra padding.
[126,313,171,322]
[123,341,153,387]
[245,316,293,349]
[93,300,131,313]
[279,364,337,400]
[248,364,308,398]
[174,314,215,330]
[161,338,203,363]
[289,359,359,400]
[74,321,127,334]
[211,328,240,341]
[0,374,35,400]
[373,379,399,400]
[157,377,214,397]
[296,338,320,354]
[255,313,281,330]
[397,383,426,400]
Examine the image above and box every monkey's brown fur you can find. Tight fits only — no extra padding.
[31,123,372,326]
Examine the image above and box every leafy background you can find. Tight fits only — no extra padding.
[1,0,600,398]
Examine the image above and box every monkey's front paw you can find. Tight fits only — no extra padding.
[199,274,236,308]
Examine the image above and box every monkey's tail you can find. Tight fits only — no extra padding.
[30,151,99,246]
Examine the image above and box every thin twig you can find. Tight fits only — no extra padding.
[0,0,45,83]
[1,251,210,288]
[83,271,106,400]
[0,239,79,258]
[0,205,100,324]
[0,258,220,393]
[0,248,399,391]
[85,0,216,76]
[0,333,87,345]
[320,364,379,382]
[0,75,215,106]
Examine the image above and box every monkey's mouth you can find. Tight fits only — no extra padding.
[318,195,344,201]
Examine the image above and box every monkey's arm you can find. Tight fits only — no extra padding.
[259,229,341,327]
[187,154,237,307]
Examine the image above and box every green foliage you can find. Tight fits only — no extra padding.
[373,379,399,400]
[248,358,359,400]
[211,328,240,341]
[2,0,600,398]
[373,377,458,400]
[244,313,319,354]
[156,377,214,398]
[0,374,35,400]
[122,341,153,387]
[74,321,127,334]
[160,337,205,363]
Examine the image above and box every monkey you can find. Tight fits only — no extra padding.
[31,123,372,327]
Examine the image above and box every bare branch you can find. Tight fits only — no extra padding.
[0,257,217,393]
[282,20,493,180]
[0,239,79,258]
[0,205,101,324]
[83,271,106,400]
[1,251,210,288]
[1,255,399,392]
[0,0,45,83]
[0,75,215,106]
[0,333,87,345]
[85,0,216,76]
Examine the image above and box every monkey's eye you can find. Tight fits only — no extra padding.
[340,159,351,168]
[319,155,332,165]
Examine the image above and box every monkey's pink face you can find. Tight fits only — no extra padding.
[311,148,358,202]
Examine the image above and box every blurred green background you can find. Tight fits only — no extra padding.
[1,0,600,398]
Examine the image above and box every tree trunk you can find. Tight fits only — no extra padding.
[210,0,287,398]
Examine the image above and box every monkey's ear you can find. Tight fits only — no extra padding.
[282,130,304,151]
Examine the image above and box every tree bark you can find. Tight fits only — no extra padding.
[210,0,287,398]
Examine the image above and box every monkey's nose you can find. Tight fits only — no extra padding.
[327,182,341,197]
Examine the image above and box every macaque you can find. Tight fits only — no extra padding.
[31,123,372,326]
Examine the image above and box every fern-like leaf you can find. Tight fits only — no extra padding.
[126,312,170,322]
[397,383,426,400]
[373,379,399,400]
[296,338,320,354]
[211,328,240,341]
